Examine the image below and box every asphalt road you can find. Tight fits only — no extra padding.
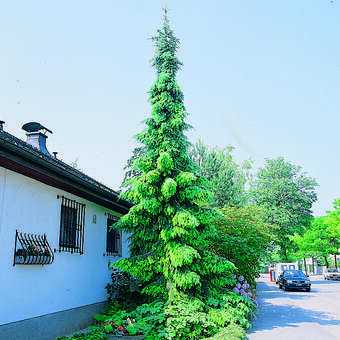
[247,275,340,340]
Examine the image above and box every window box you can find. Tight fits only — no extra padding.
[13,229,54,266]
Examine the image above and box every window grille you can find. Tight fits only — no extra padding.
[106,213,122,256]
[58,196,85,254]
[13,229,54,266]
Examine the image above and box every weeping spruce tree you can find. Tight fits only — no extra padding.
[114,10,245,339]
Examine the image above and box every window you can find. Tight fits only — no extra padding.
[106,213,122,256]
[58,196,85,254]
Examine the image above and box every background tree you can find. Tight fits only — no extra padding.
[310,216,338,268]
[293,214,340,271]
[250,157,318,261]
[325,199,340,269]
[293,230,316,274]
[189,139,252,208]
[212,206,273,283]
[113,11,252,339]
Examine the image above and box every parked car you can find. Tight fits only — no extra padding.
[278,270,311,292]
[324,268,340,280]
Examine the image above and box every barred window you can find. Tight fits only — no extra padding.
[106,213,122,256]
[58,196,85,254]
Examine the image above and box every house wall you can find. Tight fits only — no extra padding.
[0,168,129,328]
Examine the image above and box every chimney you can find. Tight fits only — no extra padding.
[0,121,5,132]
[22,122,53,156]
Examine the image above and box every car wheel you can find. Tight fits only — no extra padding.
[306,287,311,292]
[284,285,289,291]
[279,284,282,289]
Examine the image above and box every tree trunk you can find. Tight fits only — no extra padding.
[303,257,308,275]
[282,245,288,262]
[324,256,329,268]
[335,254,338,269]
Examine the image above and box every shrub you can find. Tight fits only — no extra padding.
[212,206,273,284]
[203,323,246,340]
[93,301,166,339]
[105,268,146,310]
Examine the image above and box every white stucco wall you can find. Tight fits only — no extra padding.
[0,168,129,325]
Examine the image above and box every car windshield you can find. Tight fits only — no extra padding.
[284,270,307,279]
[327,269,339,273]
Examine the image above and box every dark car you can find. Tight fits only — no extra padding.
[278,270,311,292]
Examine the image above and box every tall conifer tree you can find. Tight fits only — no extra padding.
[115,10,244,338]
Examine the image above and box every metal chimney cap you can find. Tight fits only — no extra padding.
[22,122,53,134]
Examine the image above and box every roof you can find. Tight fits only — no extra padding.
[0,129,132,214]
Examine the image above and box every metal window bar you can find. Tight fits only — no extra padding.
[13,229,54,266]
[58,196,85,254]
[106,214,121,256]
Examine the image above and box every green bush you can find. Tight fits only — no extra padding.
[105,268,146,310]
[212,206,273,284]
[93,301,166,339]
[203,323,246,340]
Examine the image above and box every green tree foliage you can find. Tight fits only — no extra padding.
[122,146,144,188]
[293,215,339,269]
[293,226,316,272]
[113,10,251,339]
[250,157,318,261]
[325,199,340,268]
[189,140,252,208]
[212,206,273,284]
[326,199,340,242]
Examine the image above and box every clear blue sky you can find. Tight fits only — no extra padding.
[1,1,339,216]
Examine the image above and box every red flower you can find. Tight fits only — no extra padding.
[119,326,125,332]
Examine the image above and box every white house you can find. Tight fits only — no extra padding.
[0,121,131,340]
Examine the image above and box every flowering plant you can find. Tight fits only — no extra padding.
[26,244,50,256]
[102,318,140,336]
[103,320,126,335]
[232,274,258,309]
[27,244,40,255]
[98,315,143,337]
[42,248,50,256]
[15,248,27,257]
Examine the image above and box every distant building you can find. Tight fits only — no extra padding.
[0,121,131,340]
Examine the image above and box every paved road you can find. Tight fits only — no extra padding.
[247,275,340,340]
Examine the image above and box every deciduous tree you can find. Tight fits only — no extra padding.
[250,157,318,261]
[189,140,251,208]
[212,206,273,283]
[325,199,340,269]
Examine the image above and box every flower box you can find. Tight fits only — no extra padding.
[15,255,26,264]
[13,229,54,266]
